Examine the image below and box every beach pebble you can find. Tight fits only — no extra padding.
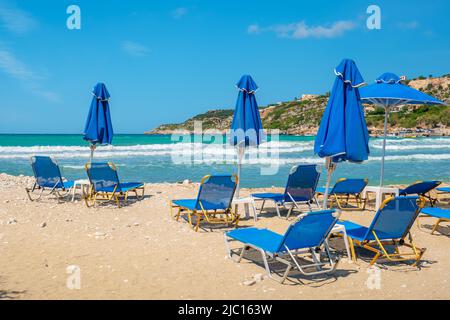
[253,273,265,282]
[242,279,256,286]
[133,222,140,227]
[40,222,47,228]
[7,218,17,225]
[94,231,107,239]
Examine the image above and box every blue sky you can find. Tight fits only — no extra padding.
[0,0,449,133]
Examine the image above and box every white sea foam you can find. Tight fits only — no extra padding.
[371,144,450,150]
[1,140,449,163]
[370,154,450,161]
[0,141,314,159]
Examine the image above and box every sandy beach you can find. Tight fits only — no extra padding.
[0,173,448,300]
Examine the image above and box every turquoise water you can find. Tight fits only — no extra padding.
[0,134,449,187]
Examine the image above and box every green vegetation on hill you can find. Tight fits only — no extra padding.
[262,96,328,132]
[147,74,450,135]
[152,109,234,132]
[366,105,450,128]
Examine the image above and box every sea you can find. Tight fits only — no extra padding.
[0,134,449,188]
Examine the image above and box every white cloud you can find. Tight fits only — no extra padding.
[171,7,188,19]
[0,2,37,34]
[0,47,60,102]
[0,48,35,80]
[248,20,356,39]
[121,41,150,57]
[247,24,261,34]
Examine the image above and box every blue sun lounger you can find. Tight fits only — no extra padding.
[338,196,426,266]
[419,207,450,235]
[85,162,144,208]
[437,187,450,193]
[316,178,368,210]
[225,209,341,283]
[399,180,441,206]
[26,156,75,201]
[170,174,239,232]
[252,164,321,218]
[436,187,450,203]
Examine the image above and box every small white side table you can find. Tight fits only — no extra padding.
[363,186,400,211]
[72,179,90,202]
[232,197,258,222]
[331,224,351,262]
[312,223,351,263]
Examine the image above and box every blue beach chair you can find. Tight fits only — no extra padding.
[419,207,450,235]
[437,187,450,193]
[316,178,368,210]
[252,164,321,218]
[85,162,144,207]
[224,210,341,284]
[399,180,441,206]
[170,175,239,232]
[436,187,450,203]
[338,196,426,266]
[26,156,75,201]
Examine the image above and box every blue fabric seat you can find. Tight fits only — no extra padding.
[26,156,76,202]
[226,228,284,254]
[419,207,450,235]
[399,181,441,206]
[316,178,368,210]
[171,199,198,210]
[421,207,450,219]
[225,210,340,283]
[251,164,321,218]
[170,175,239,232]
[96,182,144,193]
[316,187,326,194]
[338,221,374,241]
[251,193,284,202]
[337,196,426,266]
[85,162,144,207]
[437,187,450,193]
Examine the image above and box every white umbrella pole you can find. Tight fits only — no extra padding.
[380,108,388,187]
[236,146,245,198]
[322,157,335,209]
[89,144,96,163]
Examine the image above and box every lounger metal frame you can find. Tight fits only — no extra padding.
[347,197,426,267]
[224,211,341,284]
[253,164,321,219]
[400,180,442,207]
[316,178,368,210]
[418,209,450,235]
[84,162,144,208]
[257,194,320,219]
[329,178,368,210]
[25,156,73,202]
[170,175,239,232]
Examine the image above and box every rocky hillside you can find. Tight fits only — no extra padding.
[147,74,450,136]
